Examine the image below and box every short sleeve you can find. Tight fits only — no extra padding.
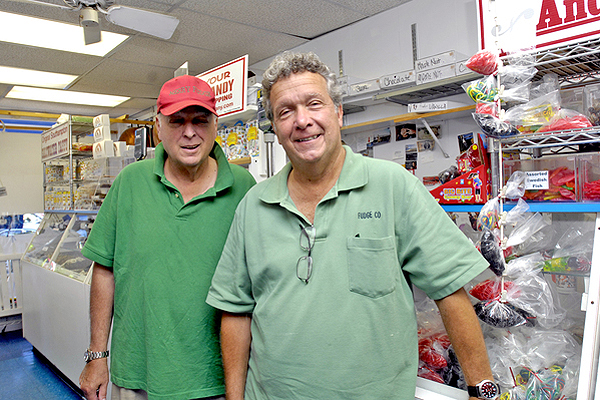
[206,201,256,313]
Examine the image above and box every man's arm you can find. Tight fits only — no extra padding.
[434,288,494,399]
[221,312,252,400]
[79,262,115,400]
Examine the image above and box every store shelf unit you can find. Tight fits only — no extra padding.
[42,118,95,212]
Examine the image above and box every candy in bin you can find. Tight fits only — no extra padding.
[474,300,536,328]
[479,229,506,276]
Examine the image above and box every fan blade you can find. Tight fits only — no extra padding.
[83,24,101,45]
[106,6,179,40]
[4,0,74,10]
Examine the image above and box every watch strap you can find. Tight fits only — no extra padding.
[467,385,479,398]
[85,349,109,363]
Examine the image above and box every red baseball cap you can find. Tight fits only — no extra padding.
[156,75,216,116]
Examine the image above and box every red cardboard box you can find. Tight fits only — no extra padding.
[430,164,490,204]
[429,134,492,204]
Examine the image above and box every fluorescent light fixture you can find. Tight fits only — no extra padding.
[0,66,78,89]
[6,86,130,108]
[0,11,128,57]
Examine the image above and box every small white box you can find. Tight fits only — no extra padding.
[94,125,111,142]
[93,114,110,128]
[125,145,135,158]
[113,141,127,157]
[93,140,114,159]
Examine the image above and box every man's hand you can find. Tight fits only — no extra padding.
[79,359,109,400]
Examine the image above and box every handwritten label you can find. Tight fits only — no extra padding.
[525,171,549,190]
[408,102,448,112]
[379,70,415,89]
[349,79,379,96]
[415,51,456,72]
[416,65,456,85]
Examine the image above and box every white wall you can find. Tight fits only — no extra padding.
[249,0,481,179]
[0,132,43,214]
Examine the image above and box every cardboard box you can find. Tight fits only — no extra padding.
[94,125,111,142]
[93,140,114,159]
[113,141,127,157]
[430,164,490,204]
[93,114,110,128]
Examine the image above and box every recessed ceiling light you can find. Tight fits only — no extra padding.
[0,11,128,57]
[6,86,130,108]
[0,66,78,89]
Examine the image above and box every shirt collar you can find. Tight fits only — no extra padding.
[259,145,368,204]
[153,142,234,195]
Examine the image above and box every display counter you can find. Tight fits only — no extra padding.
[21,211,96,387]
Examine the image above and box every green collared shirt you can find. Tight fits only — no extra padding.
[83,143,255,400]
[207,145,487,400]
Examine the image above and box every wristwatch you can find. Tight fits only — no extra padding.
[467,379,500,400]
[83,348,109,363]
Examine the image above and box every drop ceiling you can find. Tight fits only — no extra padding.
[0,0,412,121]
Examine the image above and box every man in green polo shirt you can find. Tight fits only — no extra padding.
[207,52,498,400]
[79,75,255,400]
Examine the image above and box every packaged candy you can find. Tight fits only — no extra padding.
[469,279,516,301]
[473,113,520,138]
[463,75,498,103]
[479,229,506,276]
[466,49,501,76]
[474,300,536,328]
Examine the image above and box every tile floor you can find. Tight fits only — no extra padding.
[0,329,84,400]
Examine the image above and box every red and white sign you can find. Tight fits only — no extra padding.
[41,122,70,162]
[198,55,248,118]
[477,0,600,53]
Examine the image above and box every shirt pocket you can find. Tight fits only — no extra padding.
[346,236,398,298]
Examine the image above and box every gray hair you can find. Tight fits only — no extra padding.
[261,51,343,121]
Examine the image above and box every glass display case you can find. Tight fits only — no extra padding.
[22,212,94,283]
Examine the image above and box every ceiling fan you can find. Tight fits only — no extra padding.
[9,0,179,45]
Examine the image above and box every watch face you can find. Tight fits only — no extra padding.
[480,381,499,398]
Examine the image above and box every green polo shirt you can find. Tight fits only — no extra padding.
[82,143,255,400]
[207,145,488,400]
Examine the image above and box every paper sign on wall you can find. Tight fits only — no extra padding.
[198,55,248,117]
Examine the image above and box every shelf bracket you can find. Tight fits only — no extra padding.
[419,118,449,158]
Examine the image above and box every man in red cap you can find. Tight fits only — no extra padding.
[79,75,255,400]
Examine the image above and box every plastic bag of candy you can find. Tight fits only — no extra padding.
[473,113,520,138]
[498,65,538,104]
[505,171,527,200]
[476,101,499,117]
[466,49,501,76]
[469,278,516,301]
[463,75,499,103]
[536,108,592,133]
[477,197,500,231]
[479,228,506,276]
[474,300,536,328]
[503,91,561,133]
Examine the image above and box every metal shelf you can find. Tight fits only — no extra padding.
[498,126,600,153]
[503,37,600,86]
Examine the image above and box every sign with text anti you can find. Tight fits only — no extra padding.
[198,54,248,118]
[477,0,600,53]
